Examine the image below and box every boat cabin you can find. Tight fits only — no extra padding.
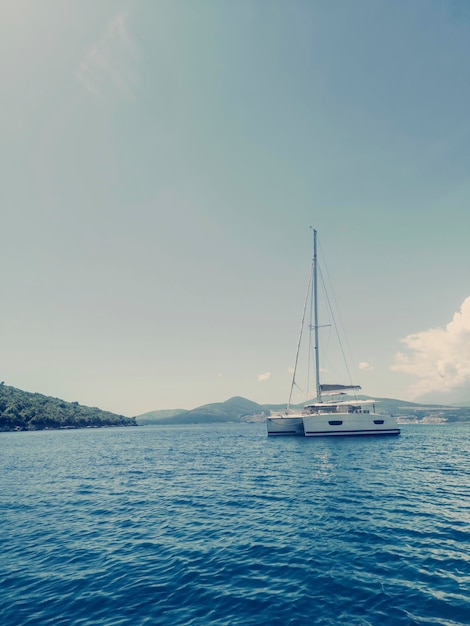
[304,404,338,414]
[304,403,371,415]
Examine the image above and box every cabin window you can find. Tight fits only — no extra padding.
[316,405,338,413]
[328,420,343,426]
[373,419,384,425]
[348,405,361,413]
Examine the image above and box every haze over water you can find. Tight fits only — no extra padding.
[2,423,469,625]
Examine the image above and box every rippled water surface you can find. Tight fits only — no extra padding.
[1,423,469,625]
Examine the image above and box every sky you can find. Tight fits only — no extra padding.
[2,0,470,416]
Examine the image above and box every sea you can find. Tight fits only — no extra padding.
[1,422,469,626]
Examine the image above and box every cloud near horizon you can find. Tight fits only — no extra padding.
[77,9,139,101]
[391,296,470,398]
[257,371,272,382]
[359,361,374,371]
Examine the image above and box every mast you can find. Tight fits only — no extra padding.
[312,228,321,402]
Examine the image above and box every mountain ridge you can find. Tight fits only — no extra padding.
[138,396,268,425]
[136,395,470,425]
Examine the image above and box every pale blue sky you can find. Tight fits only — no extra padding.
[2,0,470,415]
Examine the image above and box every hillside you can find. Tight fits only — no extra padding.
[0,383,137,431]
[136,408,188,425]
[136,396,268,425]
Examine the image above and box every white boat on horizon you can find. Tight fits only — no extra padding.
[266,229,400,438]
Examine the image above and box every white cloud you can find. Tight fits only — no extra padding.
[391,296,470,397]
[359,361,374,371]
[77,10,139,101]
[257,371,272,382]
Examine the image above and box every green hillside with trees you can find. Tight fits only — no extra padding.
[0,383,136,431]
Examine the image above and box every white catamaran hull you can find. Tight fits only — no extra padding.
[266,416,305,436]
[302,412,400,437]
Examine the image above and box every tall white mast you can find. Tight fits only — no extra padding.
[312,228,321,402]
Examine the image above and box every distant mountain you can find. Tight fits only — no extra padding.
[136,396,268,425]
[362,396,470,421]
[0,383,136,431]
[136,395,470,425]
[136,408,188,425]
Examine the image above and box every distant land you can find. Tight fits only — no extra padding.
[136,397,270,425]
[1,383,468,433]
[136,395,470,425]
[0,383,136,431]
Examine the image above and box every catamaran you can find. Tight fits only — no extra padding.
[266,229,400,437]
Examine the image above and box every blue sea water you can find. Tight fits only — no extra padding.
[1,423,469,626]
